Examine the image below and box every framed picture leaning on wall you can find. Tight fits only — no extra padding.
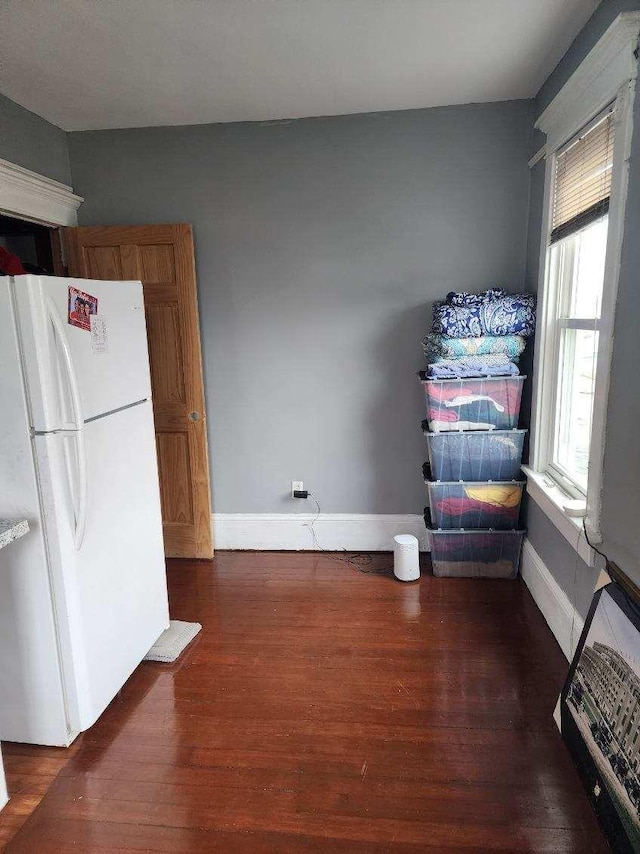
[562,577,640,854]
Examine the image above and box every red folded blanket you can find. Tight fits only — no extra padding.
[437,497,516,516]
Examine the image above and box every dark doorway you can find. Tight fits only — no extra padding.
[0,214,63,275]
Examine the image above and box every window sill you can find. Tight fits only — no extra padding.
[521,466,595,566]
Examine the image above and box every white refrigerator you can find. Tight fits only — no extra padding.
[0,275,170,746]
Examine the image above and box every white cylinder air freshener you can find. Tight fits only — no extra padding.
[393,534,420,582]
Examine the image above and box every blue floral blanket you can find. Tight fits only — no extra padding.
[432,291,536,338]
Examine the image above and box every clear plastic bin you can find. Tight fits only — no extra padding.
[424,429,526,482]
[422,376,525,431]
[426,480,524,530]
[427,529,524,578]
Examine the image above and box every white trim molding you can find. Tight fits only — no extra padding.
[0,158,83,226]
[528,145,547,169]
[528,12,638,557]
[523,467,595,566]
[584,78,635,540]
[536,11,640,150]
[0,745,7,813]
[520,538,584,663]
[212,513,429,552]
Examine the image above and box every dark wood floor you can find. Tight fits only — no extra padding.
[2,552,606,852]
[0,742,78,849]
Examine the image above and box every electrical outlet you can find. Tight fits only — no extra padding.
[291,481,304,498]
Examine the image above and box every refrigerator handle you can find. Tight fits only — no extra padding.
[60,432,88,551]
[45,297,88,549]
[45,296,84,431]
[73,429,88,551]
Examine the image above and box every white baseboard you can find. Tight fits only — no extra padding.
[0,748,7,812]
[520,537,584,662]
[212,513,429,552]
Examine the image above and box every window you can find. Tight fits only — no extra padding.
[546,108,614,496]
[526,10,639,561]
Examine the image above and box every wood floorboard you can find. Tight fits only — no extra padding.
[1,552,607,852]
[0,742,80,850]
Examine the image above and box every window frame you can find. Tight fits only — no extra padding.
[527,73,636,565]
[545,219,606,498]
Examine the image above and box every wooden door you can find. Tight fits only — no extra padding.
[63,224,213,559]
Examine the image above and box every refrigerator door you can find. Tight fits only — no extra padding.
[0,281,70,746]
[34,400,169,736]
[12,275,152,431]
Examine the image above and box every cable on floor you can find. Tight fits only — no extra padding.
[303,492,394,575]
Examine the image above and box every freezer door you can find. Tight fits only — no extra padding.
[12,275,152,431]
[34,400,169,735]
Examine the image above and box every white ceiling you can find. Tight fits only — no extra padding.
[0,0,599,132]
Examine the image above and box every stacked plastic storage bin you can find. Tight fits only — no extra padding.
[420,289,536,579]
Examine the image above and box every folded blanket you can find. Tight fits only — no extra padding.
[426,355,519,379]
[437,497,518,517]
[423,333,526,363]
[432,293,536,338]
[463,484,522,509]
[446,288,505,307]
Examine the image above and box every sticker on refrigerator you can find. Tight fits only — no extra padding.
[90,315,108,354]
[68,286,98,331]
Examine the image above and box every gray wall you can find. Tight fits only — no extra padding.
[0,93,70,185]
[525,0,640,612]
[68,102,532,514]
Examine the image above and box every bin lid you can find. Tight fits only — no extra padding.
[420,374,527,383]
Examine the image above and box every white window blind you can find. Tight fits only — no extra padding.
[551,107,615,244]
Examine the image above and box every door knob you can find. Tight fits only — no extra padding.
[189,411,201,422]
